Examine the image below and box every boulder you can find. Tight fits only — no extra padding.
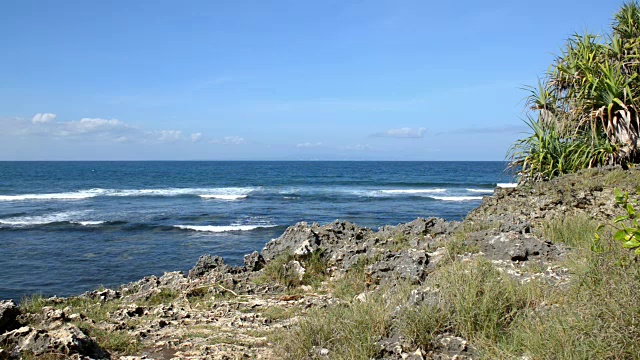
[0,301,20,334]
[468,231,564,262]
[243,251,265,271]
[367,250,430,284]
[188,255,230,278]
[0,325,106,358]
[261,221,372,261]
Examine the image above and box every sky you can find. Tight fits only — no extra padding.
[0,0,625,160]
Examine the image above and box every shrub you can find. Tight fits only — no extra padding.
[510,1,640,181]
[600,188,640,254]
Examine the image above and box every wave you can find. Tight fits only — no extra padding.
[0,187,257,201]
[0,211,93,226]
[199,194,248,201]
[173,224,277,233]
[0,190,102,201]
[71,221,106,226]
[466,189,494,193]
[429,196,485,202]
[380,189,447,195]
[497,183,517,188]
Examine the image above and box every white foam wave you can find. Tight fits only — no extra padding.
[380,189,447,194]
[72,221,105,226]
[497,183,517,188]
[0,211,93,226]
[199,194,248,201]
[466,189,494,193]
[174,224,277,232]
[0,190,102,201]
[0,187,257,201]
[105,187,256,197]
[430,196,484,202]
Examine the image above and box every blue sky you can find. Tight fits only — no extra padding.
[0,0,624,160]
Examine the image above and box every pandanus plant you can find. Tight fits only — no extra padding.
[511,1,640,181]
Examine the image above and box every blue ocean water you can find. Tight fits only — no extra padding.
[0,161,513,300]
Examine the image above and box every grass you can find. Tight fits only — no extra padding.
[259,250,328,290]
[142,288,179,306]
[330,256,370,300]
[272,292,396,360]
[442,230,480,261]
[18,293,141,356]
[274,210,640,359]
[490,217,640,359]
[260,305,297,321]
[537,214,599,247]
[19,295,123,323]
[76,323,141,355]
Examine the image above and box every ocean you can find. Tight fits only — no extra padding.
[0,161,513,300]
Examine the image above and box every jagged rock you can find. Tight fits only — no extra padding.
[261,221,373,261]
[188,255,229,278]
[83,288,120,302]
[244,251,265,271]
[467,231,564,262]
[0,300,20,334]
[432,333,474,359]
[378,217,458,238]
[0,325,106,359]
[285,261,306,281]
[368,250,430,284]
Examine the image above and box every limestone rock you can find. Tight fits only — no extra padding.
[0,300,20,334]
[243,251,265,271]
[188,255,229,278]
[0,325,106,359]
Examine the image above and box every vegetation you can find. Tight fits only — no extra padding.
[259,250,328,290]
[603,188,640,254]
[510,1,640,181]
[275,215,640,359]
[273,287,405,360]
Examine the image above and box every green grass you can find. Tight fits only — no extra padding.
[272,292,395,360]
[330,256,370,300]
[259,250,328,290]
[537,214,600,247]
[76,323,141,355]
[492,225,640,359]
[142,288,179,306]
[19,295,123,324]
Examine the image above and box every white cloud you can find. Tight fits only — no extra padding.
[296,142,323,148]
[371,127,426,138]
[32,113,57,124]
[4,114,203,145]
[157,130,184,142]
[341,144,371,151]
[70,118,125,132]
[210,136,246,145]
[190,133,203,142]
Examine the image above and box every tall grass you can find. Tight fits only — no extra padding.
[273,292,395,360]
[276,214,640,359]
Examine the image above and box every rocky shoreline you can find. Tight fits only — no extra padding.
[1,167,639,359]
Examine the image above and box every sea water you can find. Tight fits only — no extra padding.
[0,161,514,300]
